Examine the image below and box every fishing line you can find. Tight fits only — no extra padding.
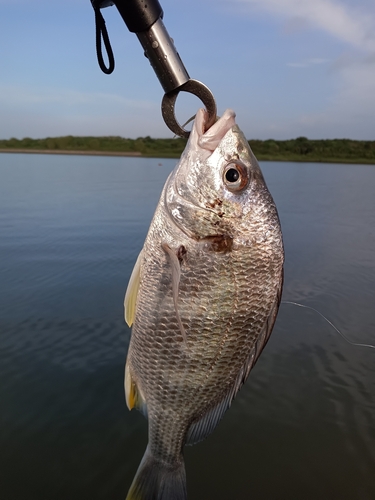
[173,114,220,139]
[173,115,196,139]
[281,301,375,350]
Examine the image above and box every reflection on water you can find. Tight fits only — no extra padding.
[0,154,374,499]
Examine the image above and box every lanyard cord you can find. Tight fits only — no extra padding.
[94,7,115,74]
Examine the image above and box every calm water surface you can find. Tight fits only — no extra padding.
[0,153,374,499]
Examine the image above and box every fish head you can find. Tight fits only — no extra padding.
[165,108,281,246]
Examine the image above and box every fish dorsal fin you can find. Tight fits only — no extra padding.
[162,243,187,344]
[124,249,144,327]
[125,361,147,417]
[186,287,283,446]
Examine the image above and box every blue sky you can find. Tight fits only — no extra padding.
[1,0,374,140]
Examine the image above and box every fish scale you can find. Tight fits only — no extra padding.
[124,109,284,500]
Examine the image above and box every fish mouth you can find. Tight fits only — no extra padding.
[196,108,237,153]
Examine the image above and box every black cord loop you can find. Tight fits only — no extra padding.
[94,8,115,75]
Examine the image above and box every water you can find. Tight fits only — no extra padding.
[0,153,374,499]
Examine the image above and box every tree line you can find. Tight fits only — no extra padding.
[1,135,374,163]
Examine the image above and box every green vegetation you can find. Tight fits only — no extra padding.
[251,136,375,164]
[0,135,188,158]
[1,135,375,163]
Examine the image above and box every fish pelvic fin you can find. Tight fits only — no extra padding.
[124,249,144,327]
[161,242,187,344]
[126,446,187,500]
[125,362,147,417]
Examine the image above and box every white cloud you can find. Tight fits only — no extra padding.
[229,0,375,51]
[221,0,375,139]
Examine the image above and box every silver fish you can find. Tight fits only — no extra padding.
[124,109,284,500]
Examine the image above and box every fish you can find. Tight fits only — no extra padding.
[123,108,284,500]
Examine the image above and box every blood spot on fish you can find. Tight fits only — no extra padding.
[206,198,225,217]
[206,198,223,209]
[177,245,187,264]
[200,234,233,253]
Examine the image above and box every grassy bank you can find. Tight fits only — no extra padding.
[0,135,374,164]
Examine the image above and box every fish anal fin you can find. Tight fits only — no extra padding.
[124,249,144,327]
[125,361,147,417]
[186,391,233,446]
[186,287,283,445]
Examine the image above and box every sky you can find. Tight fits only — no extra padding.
[1,0,375,140]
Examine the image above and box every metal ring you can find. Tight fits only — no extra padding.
[161,79,217,138]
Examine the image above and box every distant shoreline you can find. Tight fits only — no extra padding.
[1,135,374,164]
[1,148,374,164]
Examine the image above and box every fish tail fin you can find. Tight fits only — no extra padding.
[126,446,187,500]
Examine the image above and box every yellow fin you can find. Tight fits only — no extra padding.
[124,249,143,327]
[125,361,135,410]
[124,362,147,416]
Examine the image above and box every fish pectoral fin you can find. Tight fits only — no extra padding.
[161,242,187,343]
[125,361,147,417]
[124,249,144,327]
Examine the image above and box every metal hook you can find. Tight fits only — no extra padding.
[161,79,217,138]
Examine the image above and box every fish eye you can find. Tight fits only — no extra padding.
[223,161,249,192]
[225,168,239,183]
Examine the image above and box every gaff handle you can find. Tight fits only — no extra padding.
[92,0,190,93]
[91,0,216,137]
